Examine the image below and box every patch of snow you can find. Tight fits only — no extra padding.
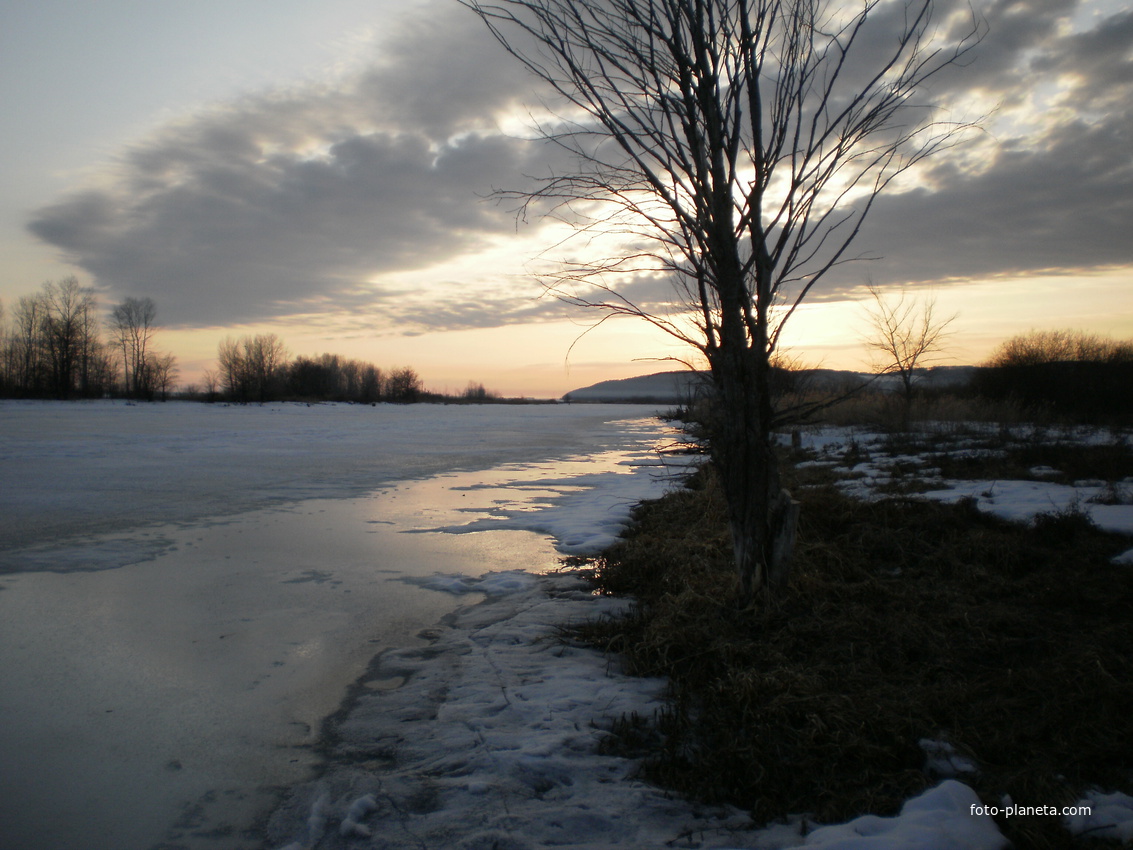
[1064,789,1133,844]
[1113,548,1133,565]
[921,479,1133,534]
[266,572,755,849]
[415,458,695,555]
[267,574,1009,850]
[774,781,1007,850]
[402,569,539,597]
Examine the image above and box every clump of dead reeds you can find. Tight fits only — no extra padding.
[570,462,1133,848]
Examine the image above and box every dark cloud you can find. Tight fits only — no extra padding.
[29,128,548,326]
[357,5,543,138]
[829,4,1133,292]
[27,0,1132,333]
[28,1,552,329]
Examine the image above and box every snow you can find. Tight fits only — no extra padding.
[1065,790,1133,844]
[919,479,1133,534]
[0,400,691,850]
[780,781,1006,850]
[4,404,1129,849]
[0,399,683,554]
[414,458,694,554]
[266,572,1009,850]
[784,424,1133,535]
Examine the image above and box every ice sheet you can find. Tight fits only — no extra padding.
[0,401,681,850]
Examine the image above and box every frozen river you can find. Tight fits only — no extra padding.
[0,401,682,850]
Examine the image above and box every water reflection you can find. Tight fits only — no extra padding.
[0,437,674,850]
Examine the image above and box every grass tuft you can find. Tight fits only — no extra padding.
[569,461,1133,848]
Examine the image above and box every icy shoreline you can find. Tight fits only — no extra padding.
[264,569,750,849]
[261,420,1133,850]
[263,571,1010,850]
[0,401,692,850]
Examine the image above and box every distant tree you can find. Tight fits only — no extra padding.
[979,329,1133,419]
[386,367,422,403]
[288,354,337,399]
[217,336,246,399]
[41,277,101,398]
[340,358,362,400]
[110,297,158,399]
[0,298,6,394]
[201,369,220,402]
[217,334,289,401]
[245,334,288,402]
[986,329,1133,368]
[7,294,48,395]
[149,352,179,400]
[360,364,383,403]
[461,381,498,401]
[862,284,956,405]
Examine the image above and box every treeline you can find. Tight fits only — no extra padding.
[974,329,1133,419]
[0,280,500,406]
[209,333,427,403]
[0,278,176,400]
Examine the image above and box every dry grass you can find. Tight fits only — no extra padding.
[784,389,1034,431]
[569,463,1133,848]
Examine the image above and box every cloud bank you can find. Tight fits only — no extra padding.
[28,0,1133,332]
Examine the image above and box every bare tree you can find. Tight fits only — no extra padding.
[217,336,246,399]
[8,294,47,395]
[201,369,221,402]
[986,329,1133,367]
[111,297,158,399]
[386,366,423,403]
[244,333,288,402]
[216,333,289,401]
[41,277,99,398]
[149,352,179,401]
[463,0,983,601]
[862,283,956,404]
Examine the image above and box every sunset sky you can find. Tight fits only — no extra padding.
[1,0,1130,397]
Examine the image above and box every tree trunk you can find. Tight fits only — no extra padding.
[709,344,797,604]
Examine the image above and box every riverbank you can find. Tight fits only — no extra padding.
[0,401,682,850]
[262,421,1133,849]
[263,570,1004,850]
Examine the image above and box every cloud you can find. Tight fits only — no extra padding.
[28,1,554,329]
[815,0,1133,293]
[27,0,1132,333]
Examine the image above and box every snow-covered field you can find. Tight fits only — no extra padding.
[3,404,1131,850]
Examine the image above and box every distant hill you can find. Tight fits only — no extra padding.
[562,370,707,404]
[562,365,979,403]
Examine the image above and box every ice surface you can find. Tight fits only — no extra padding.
[413,457,695,554]
[0,400,679,555]
[6,407,1112,849]
[0,401,683,850]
